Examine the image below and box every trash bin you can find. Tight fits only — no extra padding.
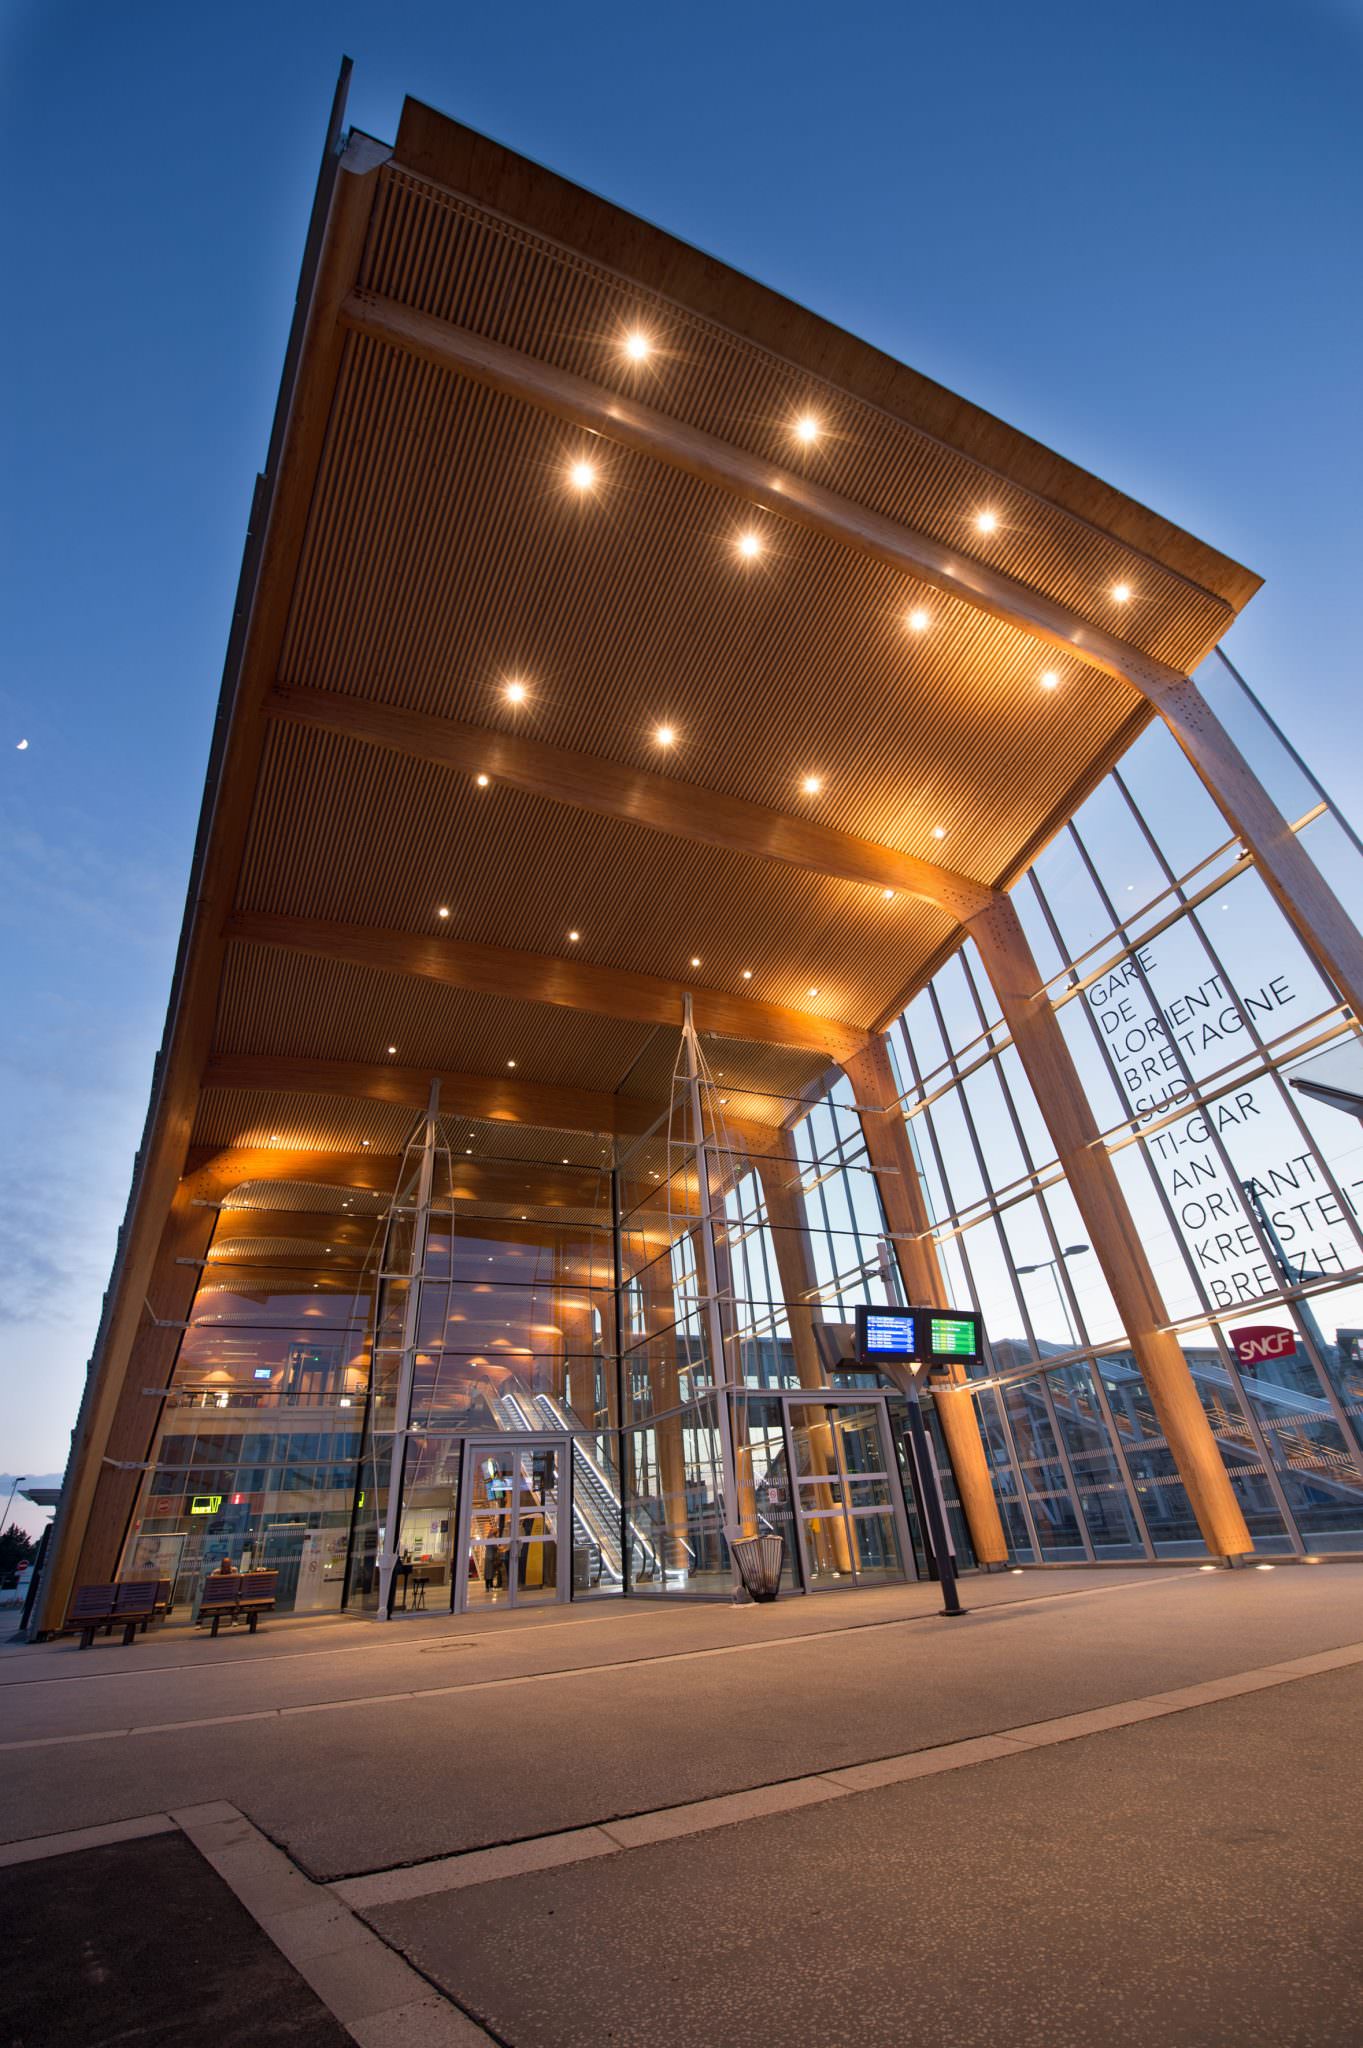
[730,1532,784,1603]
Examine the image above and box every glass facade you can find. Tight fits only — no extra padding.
[118,650,1363,1609]
[889,654,1363,1561]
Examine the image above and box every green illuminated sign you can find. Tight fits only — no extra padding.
[929,1315,979,1359]
[189,1495,223,1516]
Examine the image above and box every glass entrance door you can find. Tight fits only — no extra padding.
[786,1398,912,1590]
[457,1438,567,1611]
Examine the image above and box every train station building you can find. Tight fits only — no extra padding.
[33,85,1363,1632]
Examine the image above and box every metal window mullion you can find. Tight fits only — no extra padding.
[902,1005,1039,1562]
[1070,820,1363,1488]
[1114,767,1363,1269]
[947,964,1094,1558]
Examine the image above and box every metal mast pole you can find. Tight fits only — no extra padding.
[376,1079,441,1619]
[680,997,743,1585]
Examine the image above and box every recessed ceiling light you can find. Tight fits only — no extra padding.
[690,956,701,968]
[475,773,489,788]
[387,1045,397,1055]
[794,413,820,444]
[569,459,597,491]
[437,906,450,918]
[465,1147,473,1155]
[623,329,651,361]
[976,510,998,534]
[736,530,761,559]
[505,678,528,704]
[507,1059,517,1068]
[1112,583,1132,604]
[742,969,753,980]
[808,986,819,997]
[906,608,930,633]
[883,888,894,900]
[1041,671,1060,690]
[801,775,822,795]
[932,826,947,840]
[568,930,580,941]
[361,1139,371,1148]
[655,725,675,746]
[269,1133,279,1143]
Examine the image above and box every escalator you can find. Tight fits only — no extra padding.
[490,1389,669,1586]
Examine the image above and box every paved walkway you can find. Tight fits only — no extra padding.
[4,1564,1362,2043]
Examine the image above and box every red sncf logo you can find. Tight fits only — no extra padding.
[1230,1324,1296,1369]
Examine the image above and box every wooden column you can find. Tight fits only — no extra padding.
[1154,674,1363,1024]
[965,892,1253,1559]
[840,1039,1011,1567]
[754,1133,852,1573]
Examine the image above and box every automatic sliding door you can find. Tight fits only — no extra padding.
[460,1439,567,1611]
[787,1399,911,1590]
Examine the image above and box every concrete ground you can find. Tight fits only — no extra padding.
[3,1564,1362,2044]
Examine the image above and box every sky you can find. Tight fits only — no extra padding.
[2,0,1360,1515]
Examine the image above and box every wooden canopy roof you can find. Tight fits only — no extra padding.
[168,91,1260,1182]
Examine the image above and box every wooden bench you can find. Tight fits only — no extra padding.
[196,1574,242,1636]
[61,1584,152,1649]
[195,1570,278,1636]
[113,1581,162,1635]
[235,1571,278,1632]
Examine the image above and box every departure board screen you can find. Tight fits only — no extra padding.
[928,1313,982,1360]
[858,1310,917,1360]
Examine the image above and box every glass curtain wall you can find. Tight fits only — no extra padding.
[882,650,1363,1560]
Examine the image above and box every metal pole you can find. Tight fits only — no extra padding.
[681,998,744,1593]
[376,1081,441,1619]
[904,1381,966,1615]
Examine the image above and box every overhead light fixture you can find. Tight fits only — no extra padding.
[932,826,947,840]
[976,510,998,534]
[623,329,651,361]
[1040,671,1060,690]
[808,986,819,997]
[387,1045,397,1055]
[505,678,528,704]
[1112,583,1132,604]
[742,969,753,980]
[801,775,821,796]
[568,930,580,942]
[736,530,761,560]
[883,889,894,901]
[475,773,490,788]
[569,458,597,491]
[507,1059,517,1068]
[906,608,930,633]
[655,725,675,746]
[361,1139,371,1149]
[793,413,820,444]
[437,906,450,919]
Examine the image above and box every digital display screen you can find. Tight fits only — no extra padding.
[856,1304,983,1366]
[858,1310,917,1359]
[929,1314,980,1360]
[253,1368,272,1382]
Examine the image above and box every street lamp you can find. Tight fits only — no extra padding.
[1016,1246,1089,1349]
[1,1475,25,1534]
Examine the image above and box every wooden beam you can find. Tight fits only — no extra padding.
[340,287,1229,698]
[39,143,386,1637]
[203,1053,667,1137]
[964,895,1253,1559]
[224,910,869,1061]
[841,1037,1010,1566]
[268,685,994,920]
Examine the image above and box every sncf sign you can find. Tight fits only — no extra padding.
[1230,1324,1296,1370]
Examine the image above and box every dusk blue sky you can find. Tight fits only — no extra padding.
[2,0,1360,1504]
